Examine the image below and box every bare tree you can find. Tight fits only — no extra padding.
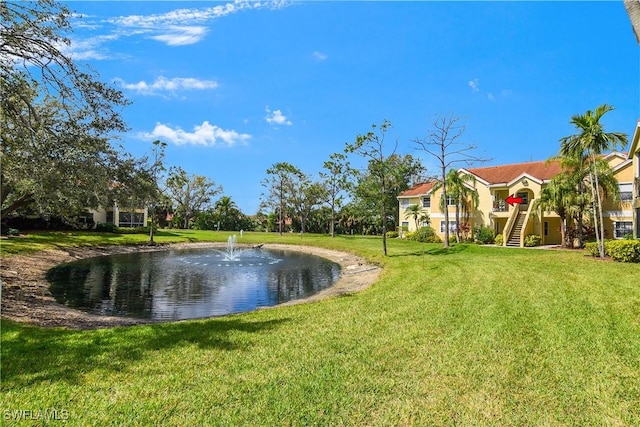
[413,115,487,248]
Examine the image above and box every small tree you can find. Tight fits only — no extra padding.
[345,120,397,256]
[320,152,352,237]
[260,162,304,235]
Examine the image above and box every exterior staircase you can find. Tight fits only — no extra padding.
[506,213,527,247]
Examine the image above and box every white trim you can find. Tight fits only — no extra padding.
[459,168,491,186]
[506,172,543,187]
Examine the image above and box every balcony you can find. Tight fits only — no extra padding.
[493,201,508,213]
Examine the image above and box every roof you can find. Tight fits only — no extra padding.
[461,160,563,185]
[398,181,437,197]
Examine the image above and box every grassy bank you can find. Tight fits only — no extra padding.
[2,232,640,425]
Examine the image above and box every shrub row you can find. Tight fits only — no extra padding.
[585,240,640,263]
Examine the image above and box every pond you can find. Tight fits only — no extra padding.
[47,247,341,321]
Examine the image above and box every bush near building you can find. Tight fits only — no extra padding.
[585,240,640,263]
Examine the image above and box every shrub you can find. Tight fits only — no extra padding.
[473,226,494,244]
[604,240,640,263]
[524,234,542,247]
[95,223,117,233]
[408,226,441,243]
[405,231,415,240]
[584,242,603,257]
[494,234,504,246]
[386,230,399,239]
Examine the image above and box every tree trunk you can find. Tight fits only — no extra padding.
[625,0,640,43]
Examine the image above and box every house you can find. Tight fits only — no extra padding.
[397,180,469,239]
[90,202,147,228]
[398,153,636,246]
[630,120,640,238]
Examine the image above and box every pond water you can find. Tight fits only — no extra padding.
[47,247,341,321]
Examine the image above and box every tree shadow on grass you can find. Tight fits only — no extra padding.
[388,244,469,258]
[1,316,290,388]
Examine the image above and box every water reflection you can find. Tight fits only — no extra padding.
[48,248,340,320]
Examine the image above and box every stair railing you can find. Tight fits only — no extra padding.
[502,203,521,246]
[518,200,536,247]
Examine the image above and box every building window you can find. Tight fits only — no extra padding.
[422,196,431,208]
[440,220,457,233]
[401,199,410,208]
[544,221,549,237]
[614,221,633,239]
[619,183,633,202]
[119,211,145,228]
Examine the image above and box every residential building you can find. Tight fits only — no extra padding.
[398,153,636,246]
[90,202,147,228]
[630,120,640,238]
[397,180,471,240]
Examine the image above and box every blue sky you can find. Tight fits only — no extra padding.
[65,1,639,214]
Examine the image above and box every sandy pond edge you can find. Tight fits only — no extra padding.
[0,242,381,330]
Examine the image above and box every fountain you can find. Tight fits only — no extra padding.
[224,235,242,261]
[47,243,341,320]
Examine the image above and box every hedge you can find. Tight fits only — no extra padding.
[585,240,640,263]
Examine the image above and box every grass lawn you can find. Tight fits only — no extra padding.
[2,231,640,425]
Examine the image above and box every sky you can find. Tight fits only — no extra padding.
[63,1,639,214]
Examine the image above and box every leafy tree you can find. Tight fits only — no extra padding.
[320,152,352,237]
[1,1,133,224]
[1,83,138,221]
[290,178,325,234]
[346,120,425,255]
[165,167,222,229]
[413,115,487,248]
[1,0,129,133]
[260,162,304,235]
[559,105,627,257]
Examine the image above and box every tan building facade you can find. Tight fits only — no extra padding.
[630,120,640,238]
[398,153,636,246]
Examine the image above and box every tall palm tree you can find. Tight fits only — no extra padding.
[625,0,640,43]
[433,170,478,243]
[559,104,627,257]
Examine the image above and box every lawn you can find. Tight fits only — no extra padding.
[2,231,640,425]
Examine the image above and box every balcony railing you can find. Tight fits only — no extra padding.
[493,201,508,212]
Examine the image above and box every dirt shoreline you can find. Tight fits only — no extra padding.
[0,243,381,330]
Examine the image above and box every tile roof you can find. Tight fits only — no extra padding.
[398,181,437,197]
[462,160,563,185]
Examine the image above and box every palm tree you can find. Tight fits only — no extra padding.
[404,204,422,230]
[533,173,576,248]
[214,196,240,230]
[433,170,478,243]
[625,0,640,43]
[559,104,627,257]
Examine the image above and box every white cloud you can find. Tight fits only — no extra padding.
[68,1,292,55]
[468,78,480,93]
[487,93,495,101]
[139,121,250,147]
[265,106,292,126]
[114,76,218,95]
[151,26,208,46]
[313,51,328,61]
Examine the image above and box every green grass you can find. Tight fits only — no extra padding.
[2,232,640,425]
